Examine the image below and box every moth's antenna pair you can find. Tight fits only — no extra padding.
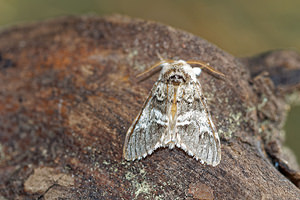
[137,53,225,78]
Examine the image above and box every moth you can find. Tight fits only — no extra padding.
[123,59,223,166]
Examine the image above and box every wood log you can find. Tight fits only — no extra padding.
[0,15,299,199]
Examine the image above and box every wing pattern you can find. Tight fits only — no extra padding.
[175,82,221,166]
[123,81,170,160]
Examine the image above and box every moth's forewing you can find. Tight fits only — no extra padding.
[123,82,169,160]
[175,82,221,166]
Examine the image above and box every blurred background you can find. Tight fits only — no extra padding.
[0,0,299,161]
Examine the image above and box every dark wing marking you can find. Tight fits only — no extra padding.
[175,82,221,166]
[123,81,170,160]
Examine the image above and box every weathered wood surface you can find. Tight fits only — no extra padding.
[0,15,299,199]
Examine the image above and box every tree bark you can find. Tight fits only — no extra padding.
[0,15,299,199]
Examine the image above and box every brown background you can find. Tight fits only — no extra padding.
[0,0,299,164]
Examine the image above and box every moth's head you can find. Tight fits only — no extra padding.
[160,60,201,84]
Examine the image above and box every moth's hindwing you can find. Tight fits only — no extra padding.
[123,81,169,160]
[176,82,221,166]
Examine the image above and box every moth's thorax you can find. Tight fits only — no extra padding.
[159,60,198,84]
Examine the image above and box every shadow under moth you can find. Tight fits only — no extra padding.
[123,59,223,166]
